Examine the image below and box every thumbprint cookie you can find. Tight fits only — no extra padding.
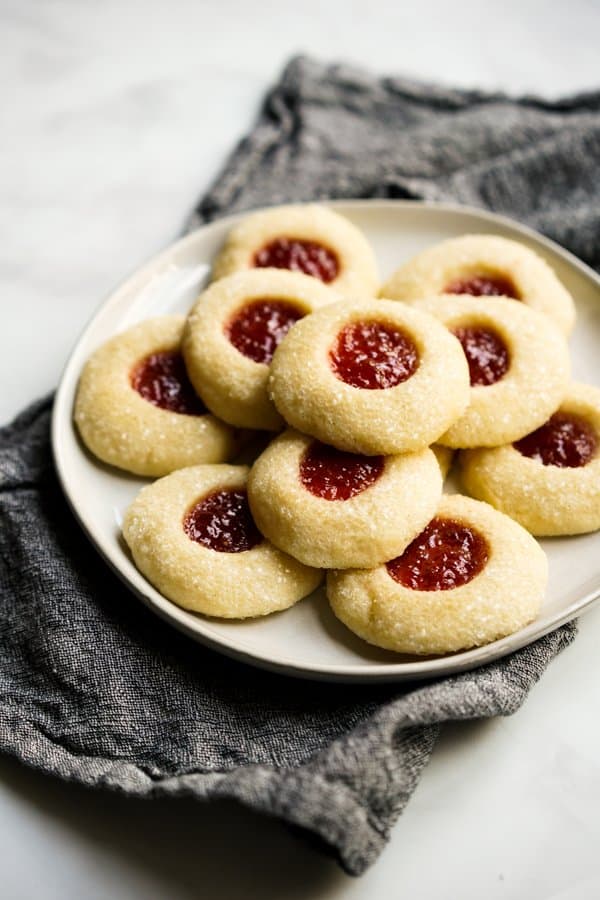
[74,316,238,477]
[183,269,340,430]
[382,234,575,335]
[247,429,442,569]
[460,383,600,535]
[327,494,547,655]
[211,204,379,296]
[268,298,470,455]
[410,295,570,448]
[123,464,322,618]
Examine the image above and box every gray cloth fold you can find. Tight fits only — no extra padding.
[0,55,594,876]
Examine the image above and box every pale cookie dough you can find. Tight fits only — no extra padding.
[211,203,379,296]
[183,269,340,431]
[269,298,470,455]
[432,445,454,478]
[247,429,442,569]
[123,464,322,618]
[460,383,600,535]
[412,295,570,448]
[327,494,547,655]
[74,316,238,477]
[382,234,576,335]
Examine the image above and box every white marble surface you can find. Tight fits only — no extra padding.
[2,0,600,897]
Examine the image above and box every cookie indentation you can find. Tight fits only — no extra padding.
[514,413,597,468]
[386,517,489,590]
[452,326,510,387]
[299,441,384,501]
[183,489,262,553]
[253,237,339,283]
[445,274,520,299]
[329,321,419,390]
[225,299,304,365]
[131,351,206,415]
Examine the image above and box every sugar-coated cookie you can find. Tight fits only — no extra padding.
[269,299,470,455]
[211,204,379,296]
[382,234,575,335]
[183,269,340,431]
[123,464,322,618]
[460,383,600,535]
[409,295,570,448]
[327,494,547,655]
[74,316,238,477]
[247,429,442,569]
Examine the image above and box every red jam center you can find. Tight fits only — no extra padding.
[452,326,510,387]
[225,299,304,365]
[445,274,520,299]
[386,517,489,591]
[514,413,597,468]
[183,489,262,553]
[299,441,384,501]
[329,321,419,389]
[131,351,206,415]
[253,237,339,283]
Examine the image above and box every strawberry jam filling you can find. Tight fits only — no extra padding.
[226,299,304,365]
[131,350,206,415]
[445,274,519,299]
[514,412,597,468]
[329,321,419,389]
[386,517,489,591]
[253,237,339,283]
[452,326,510,387]
[299,441,384,501]
[183,489,262,553]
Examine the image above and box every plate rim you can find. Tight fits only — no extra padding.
[52,199,600,683]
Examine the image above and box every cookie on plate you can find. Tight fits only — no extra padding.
[74,316,238,477]
[211,203,379,296]
[183,269,340,430]
[247,429,442,569]
[123,464,322,618]
[460,383,600,535]
[382,234,575,335]
[409,295,570,448]
[269,298,470,455]
[327,494,547,655]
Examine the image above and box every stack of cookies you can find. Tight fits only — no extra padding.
[74,205,600,656]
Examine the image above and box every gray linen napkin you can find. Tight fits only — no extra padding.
[1,56,596,876]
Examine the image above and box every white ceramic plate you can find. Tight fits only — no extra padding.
[52,201,600,682]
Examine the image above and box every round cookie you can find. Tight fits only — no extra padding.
[247,429,443,569]
[269,298,470,455]
[211,203,379,296]
[123,464,322,618]
[183,269,341,430]
[327,494,547,655]
[74,316,238,477]
[410,295,570,448]
[382,234,575,335]
[460,383,600,536]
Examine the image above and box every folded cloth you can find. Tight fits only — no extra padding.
[2,55,596,876]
